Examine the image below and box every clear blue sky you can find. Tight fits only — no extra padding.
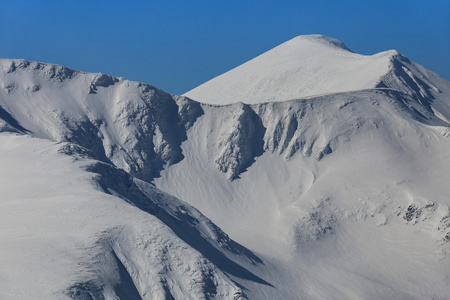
[2,0,449,95]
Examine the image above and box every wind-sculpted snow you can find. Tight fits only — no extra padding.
[1,58,77,81]
[86,159,264,267]
[0,134,257,299]
[212,103,265,180]
[0,58,203,181]
[258,87,450,157]
[200,87,449,181]
[377,51,440,106]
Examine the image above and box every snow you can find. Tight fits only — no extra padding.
[0,58,203,181]
[2,34,450,299]
[156,89,450,298]
[0,134,248,299]
[184,35,397,104]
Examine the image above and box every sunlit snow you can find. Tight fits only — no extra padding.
[1,35,450,299]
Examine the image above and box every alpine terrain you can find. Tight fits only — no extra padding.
[1,35,450,299]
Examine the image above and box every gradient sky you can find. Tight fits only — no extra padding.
[2,0,449,95]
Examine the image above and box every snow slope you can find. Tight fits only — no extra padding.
[0,133,259,299]
[2,34,450,299]
[156,89,450,298]
[184,34,447,106]
[0,58,203,182]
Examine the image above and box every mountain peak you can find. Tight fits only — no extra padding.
[184,35,439,105]
[286,34,353,53]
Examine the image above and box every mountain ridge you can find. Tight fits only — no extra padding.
[184,34,448,106]
[2,35,450,299]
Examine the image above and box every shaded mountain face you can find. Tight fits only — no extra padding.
[1,35,450,299]
[0,59,204,181]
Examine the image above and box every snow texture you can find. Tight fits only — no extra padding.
[0,58,203,181]
[2,34,450,299]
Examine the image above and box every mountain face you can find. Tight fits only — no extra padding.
[184,35,448,106]
[0,135,254,300]
[2,35,450,299]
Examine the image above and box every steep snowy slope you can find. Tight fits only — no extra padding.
[0,133,261,299]
[184,34,448,106]
[0,58,203,182]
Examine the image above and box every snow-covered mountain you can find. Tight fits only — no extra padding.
[184,35,447,106]
[0,59,260,299]
[0,135,255,299]
[2,34,450,299]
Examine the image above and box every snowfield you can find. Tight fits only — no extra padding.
[1,35,450,299]
[0,134,252,299]
[184,35,446,106]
